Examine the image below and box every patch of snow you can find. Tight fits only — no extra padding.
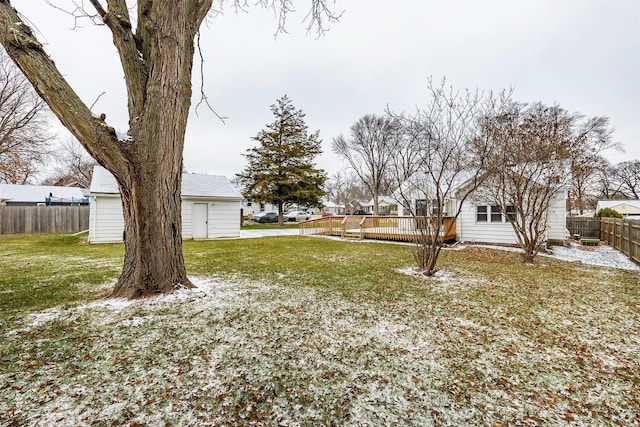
[455,317,484,329]
[239,229,300,238]
[27,308,62,327]
[546,242,640,271]
[79,277,239,316]
[461,242,640,271]
[118,316,147,327]
[396,266,456,281]
[115,131,132,142]
[81,297,136,311]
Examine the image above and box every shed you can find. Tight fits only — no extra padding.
[88,166,242,243]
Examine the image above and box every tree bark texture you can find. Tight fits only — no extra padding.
[0,1,212,297]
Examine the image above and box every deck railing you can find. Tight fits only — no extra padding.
[299,215,456,243]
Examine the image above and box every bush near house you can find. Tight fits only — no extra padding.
[595,207,623,218]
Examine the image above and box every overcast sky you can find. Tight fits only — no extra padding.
[13,0,640,179]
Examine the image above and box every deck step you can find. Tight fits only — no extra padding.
[342,231,362,239]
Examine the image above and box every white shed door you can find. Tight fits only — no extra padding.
[193,203,208,239]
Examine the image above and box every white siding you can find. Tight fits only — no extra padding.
[546,190,567,241]
[207,200,241,238]
[457,202,519,244]
[457,191,568,245]
[88,195,125,243]
[89,195,241,243]
[182,201,193,239]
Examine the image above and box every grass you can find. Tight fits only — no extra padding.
[0,234,123,318]
[1,234,639,425]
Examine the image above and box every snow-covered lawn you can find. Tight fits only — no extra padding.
[1,239,639,425]
[463,241,640,271]
[547,242,640,271]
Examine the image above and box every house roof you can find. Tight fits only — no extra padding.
[363,196,399,207]
[0,183,88,204]
[321,199,343,209]
[596,200,640,213]
[90,166,242,200]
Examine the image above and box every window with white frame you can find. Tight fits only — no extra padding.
[476,205,508,223]
[476,205,488,222]
[490,205,503,223]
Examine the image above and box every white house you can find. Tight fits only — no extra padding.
[321,199,344,215]
[88,166,243,243]
[393,174,568,246]
[456,188,568,245]
[595,200,640,218]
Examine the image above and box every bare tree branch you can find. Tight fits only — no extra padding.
[388,77,500,274]
[332,114,399,214]
[42,138,97,187]
[0,49,53,183]
[194,31,227,123]
[0,3,127,175]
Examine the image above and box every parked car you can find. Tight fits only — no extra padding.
[321,212,335,217]
[350,209,372,215]
[253,211,278,223]
[284,210,311,222]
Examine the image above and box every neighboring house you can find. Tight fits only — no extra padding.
[0,183,89,206]
[321,199,344,215]
[347,200,369,214]
[241,200,279,217]
[362,196,401,216]
[89,166,242,243]
[595,200,640,218]
[232,182,279,217]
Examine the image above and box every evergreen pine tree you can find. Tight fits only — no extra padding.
[238,95,326,224]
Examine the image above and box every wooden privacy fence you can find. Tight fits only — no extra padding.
[0,206,89,235]
[566,217,601,239]
[299,215,457,243]
[601,218,640,265]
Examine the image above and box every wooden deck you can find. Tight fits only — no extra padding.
[299,215,456,243]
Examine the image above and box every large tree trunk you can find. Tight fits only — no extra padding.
[114,168,192,298]
[0,1,212,298]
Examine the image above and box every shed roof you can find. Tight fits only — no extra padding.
[0,183,88,204]
[90,166,242,199]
